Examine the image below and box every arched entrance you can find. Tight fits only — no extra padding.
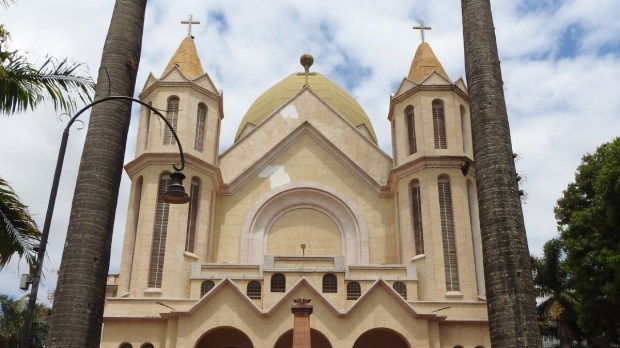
[353,328,409,348]
[273,329,332,348]
[195,326,254,348]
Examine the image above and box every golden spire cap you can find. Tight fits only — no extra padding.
[162,36,205,80]
[407,42,450,83]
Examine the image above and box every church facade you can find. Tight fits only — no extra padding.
[101,32,491,348]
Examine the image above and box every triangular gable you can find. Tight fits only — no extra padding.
[454,77,468,94]
[141,72,158,92]
[419,70,452,86]
[220,89,392,188]
[160,65,192,82]
[225,122,386,195]
[394,78,418,98]
[192,73,220,95]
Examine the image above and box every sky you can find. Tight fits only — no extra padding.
[1,0,619,304]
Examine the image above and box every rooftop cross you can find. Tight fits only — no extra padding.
[181,15,200,38]
[413,20,432,43]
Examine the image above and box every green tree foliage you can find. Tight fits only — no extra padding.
[0,294,49,348]
[0,177,39,269]
[555,137,620,346]
[532,239,583,347]
[0,23,94,115]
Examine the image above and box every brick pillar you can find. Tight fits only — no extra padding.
[291,298,313,348]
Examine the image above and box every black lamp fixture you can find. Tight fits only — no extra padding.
[164,170,191,204]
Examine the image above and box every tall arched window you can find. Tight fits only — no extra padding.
[164,96,179,146]
[432,99,447,149]
[460,105,471,155]
[143,101,152,149]
[322,274,337,293]
[194,103,207,152]
[410,179,424,255]
[438,175,459,291]
[393,281,407,299]
[271,273,286,292]
[148,174,171,288]
[405,105,417,154]
[185,178,200,253]
[347,282,361,300]
[201,280,215,296]
[247,281,261,299]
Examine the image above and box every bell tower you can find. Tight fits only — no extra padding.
[388,24,485,301]
[116,20,223,298]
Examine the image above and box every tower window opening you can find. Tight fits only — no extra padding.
[438,175,459,291]
[185,178,200,253]
[432,100,447,149]
[164,96,179,146]
[148,174,171,288]
[194,103,207,152]
[411,179,424,255]
[406,105,417,154]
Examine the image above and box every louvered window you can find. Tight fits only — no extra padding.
[185,179,200,253]
[393,281,407,299]
[438,176,459,291]
[247,281,262,299]
[433,100,447,149]
[322,274,337,293]
[148,175,170,288]
[347,282,361,300]
[164,97,179,146]
[201,280,215,296]
[194,103,207,152]
[271,273,286,292]
[406,105,417,154]
[411,180,424,255]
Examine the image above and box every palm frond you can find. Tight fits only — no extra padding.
[0,177,40,268]
[0,53,95,115]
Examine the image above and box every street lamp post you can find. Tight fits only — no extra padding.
[20,96,190,347]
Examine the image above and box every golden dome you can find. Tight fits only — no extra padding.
[162,37,204,80]
[408,42,449,82]
[236,72,377,143]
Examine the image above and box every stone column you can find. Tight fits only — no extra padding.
[291,298,313,348]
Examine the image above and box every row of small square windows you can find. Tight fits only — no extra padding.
[200,275,408,300]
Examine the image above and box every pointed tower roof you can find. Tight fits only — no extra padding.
[162,37,205,80]
[407,42,449,83]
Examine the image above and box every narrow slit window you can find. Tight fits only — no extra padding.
[185,179,200,253]
[148,174,171,288]
[432,100,447,149]
[438,175,459,291]
[194,103,207,152]
[406,105,417,154]
[164,97,179,146]
[411,180,424,255]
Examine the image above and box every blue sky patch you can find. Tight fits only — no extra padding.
[555,23,582,59]
[208,9,229,34]
[330,51,372,91]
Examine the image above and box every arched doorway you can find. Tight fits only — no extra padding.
[195,326,254,348]
[273,329,332,348]
[353,328,409,348]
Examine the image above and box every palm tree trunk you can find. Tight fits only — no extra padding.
[46,0,147,347]
[461,0,541,346]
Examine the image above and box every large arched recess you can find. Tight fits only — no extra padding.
[194,326,254,348]
[352,328,410,348]
[273,329,332,348]
[240,182,369,265]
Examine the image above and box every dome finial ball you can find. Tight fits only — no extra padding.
[300,54,314,74]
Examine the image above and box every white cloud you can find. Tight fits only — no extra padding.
[1,0,619,303]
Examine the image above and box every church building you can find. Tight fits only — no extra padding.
[101,22,491,348]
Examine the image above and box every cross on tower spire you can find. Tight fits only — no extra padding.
[413,20,432,43]
[181,15,200,38]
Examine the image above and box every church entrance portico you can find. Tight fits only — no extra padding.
[273,328,332,348]
[194,326,254,348]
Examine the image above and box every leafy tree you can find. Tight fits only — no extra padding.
[532,238,583,347]
[555,137,620,346]
[0,294,49,348]
[461,0,541,346]
[0,177,39,269]
[0,10,94,115]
